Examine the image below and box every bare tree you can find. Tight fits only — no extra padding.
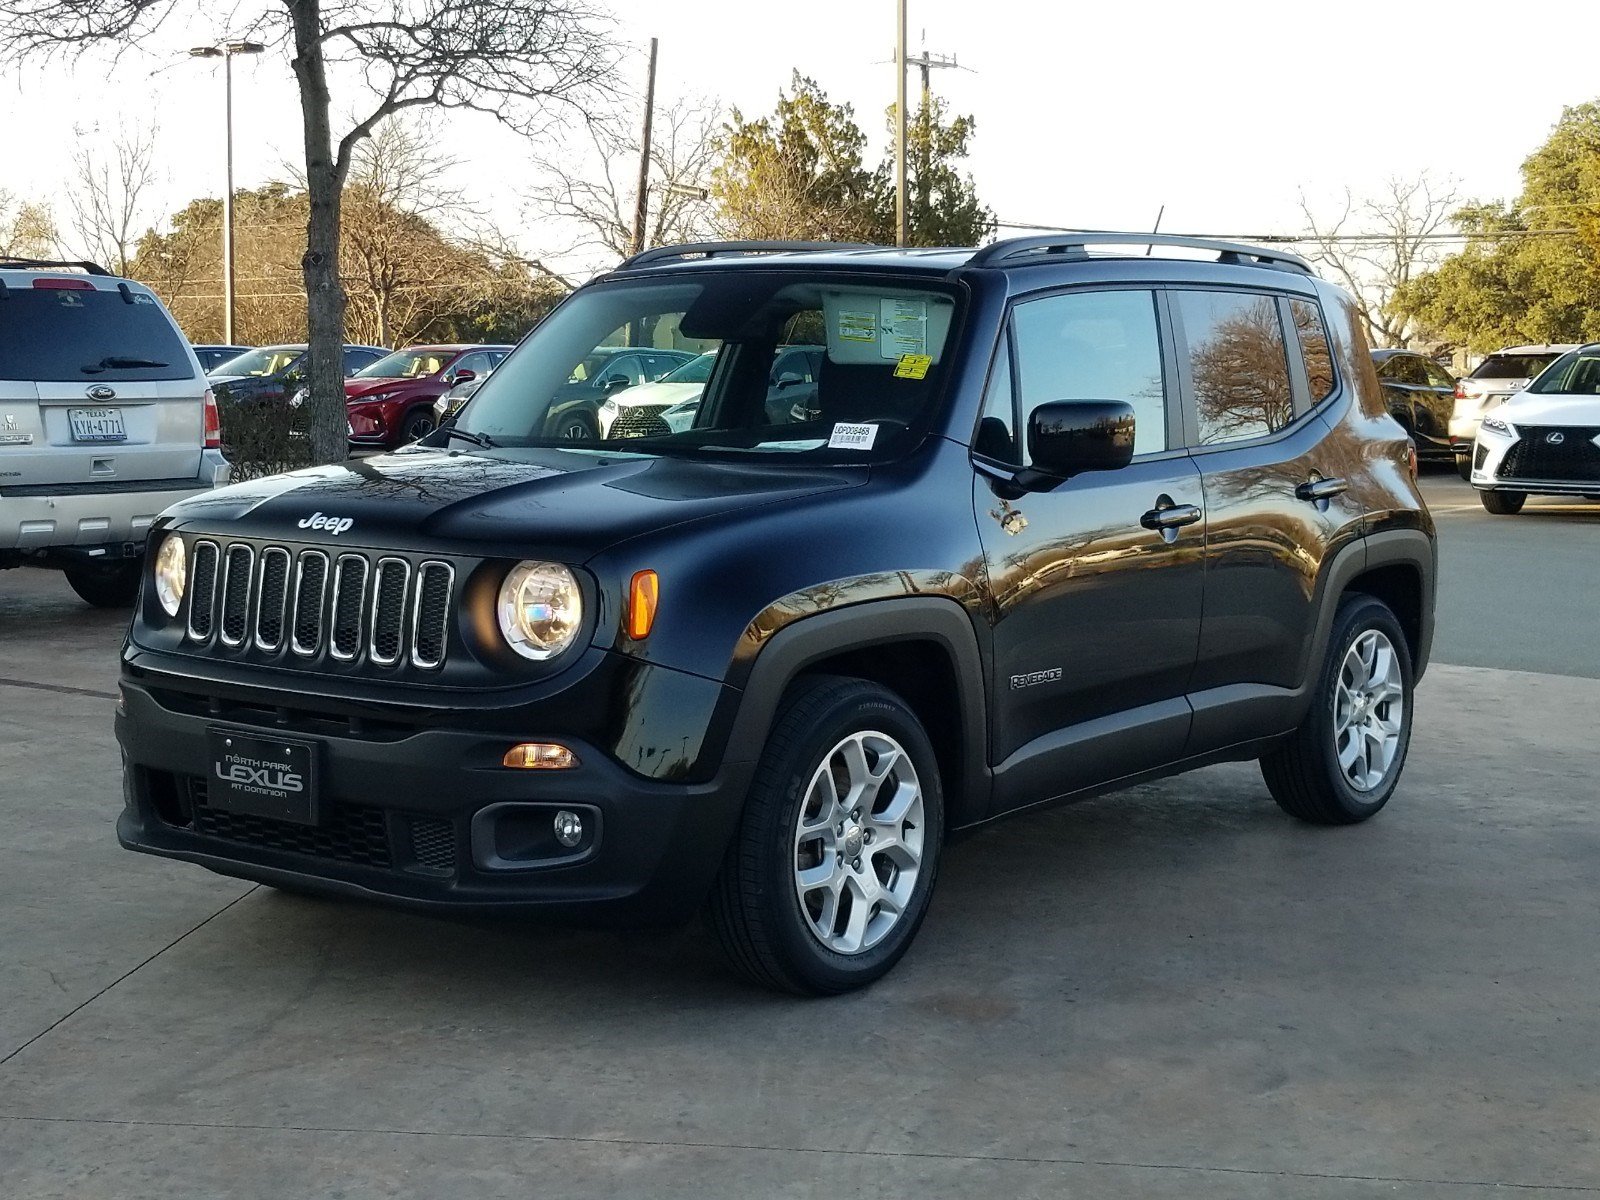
[66,122,159,277]
[1297,173,1459,348]
[527,97,721,262]
[1,0,614,466]
[0,188,59,258]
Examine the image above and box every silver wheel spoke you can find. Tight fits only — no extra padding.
[1332,628,1406,793]
[796,860,836,891]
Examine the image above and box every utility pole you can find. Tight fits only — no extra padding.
[895,1,908,247]
[905,46,960,97]
[630,37,659,258]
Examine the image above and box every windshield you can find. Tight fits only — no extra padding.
[0,287,192,382]
[1525,349,1600,395]
[212,346,303,378]
[1471,353,1561,381]
[355,348,453,379]
[457,272,960,462]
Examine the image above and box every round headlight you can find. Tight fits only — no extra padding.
[496,561,582,660]
[154,534,187,617]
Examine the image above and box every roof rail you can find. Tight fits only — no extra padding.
[618,240,882,270]
[965,232,1311,274]
[0,257,113,276]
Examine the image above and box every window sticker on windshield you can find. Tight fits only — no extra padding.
[828,422,879,450]
[838,309,877,343]
[879,298,927,358]
[894,353,932,380]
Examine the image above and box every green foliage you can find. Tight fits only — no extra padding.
[1396,102,1600,353]
[710,72,993,247]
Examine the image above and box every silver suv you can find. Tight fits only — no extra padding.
[1,260,229,606]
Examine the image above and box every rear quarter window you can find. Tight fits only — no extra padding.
[0,287,193,382]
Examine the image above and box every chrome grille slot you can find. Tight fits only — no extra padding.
[186,540,220,641]
[291,551,329,656]
[411,562,453,669]
[329,555,370,661]
[218,544,255,647]
[368,558,410,666]
[254,548,291,651]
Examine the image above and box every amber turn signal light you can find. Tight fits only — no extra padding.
[628,569,659,639]
[501,743,579,770]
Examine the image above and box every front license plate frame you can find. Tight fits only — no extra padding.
[206,728,319,825]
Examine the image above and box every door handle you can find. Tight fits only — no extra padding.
[1295,476,1349,502]
[1140,501,1203,530]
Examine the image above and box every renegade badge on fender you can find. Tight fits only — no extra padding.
[118,235,1436,994]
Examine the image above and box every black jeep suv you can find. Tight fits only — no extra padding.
[117,235,1436,994]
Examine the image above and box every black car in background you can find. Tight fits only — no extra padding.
[1371,348,1456,463]
[543,345,697,440]
[207,343,389,406]
[191,344,253,373]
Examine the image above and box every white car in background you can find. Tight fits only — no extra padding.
[1450,344,1576,479]
[597,352,714,438]
[1470,343,1600,514]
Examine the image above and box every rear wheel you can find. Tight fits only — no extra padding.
[1260,594,1413,825]
[63,560,142,608]
[1480,490,1526,515]
[709,676,944,995]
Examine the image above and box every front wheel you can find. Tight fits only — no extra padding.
[398,408,436,444]
[1260,594,1414,825]
[1479,490,1526,515]
[63,560,142,608]
[709,676,944,995]
[1455,457,1473,482]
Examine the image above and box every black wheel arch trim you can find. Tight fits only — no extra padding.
[706,597,991,833]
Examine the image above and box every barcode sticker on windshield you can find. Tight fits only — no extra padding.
[828,422,879,450]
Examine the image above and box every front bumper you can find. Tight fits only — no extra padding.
[0,452,229,553]
[116,675,753,926]
[1470,424,1600,495]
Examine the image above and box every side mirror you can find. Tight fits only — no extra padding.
[775,372,804,389]
[602,375,631,393]
[450,368,476,386]
[1021,400,1136,488]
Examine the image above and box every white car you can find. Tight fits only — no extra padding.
[1,258,229,605]
[597,352,714,438]
[1449,344,1576,479]
[1470,342,1600,514]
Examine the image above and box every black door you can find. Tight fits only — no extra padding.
[973,287,1205,812]
[1172,289,1345,753]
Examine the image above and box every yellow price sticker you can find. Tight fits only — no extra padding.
[894,353,932,380]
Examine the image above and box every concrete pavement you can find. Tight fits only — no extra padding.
[2,474,1598,1198]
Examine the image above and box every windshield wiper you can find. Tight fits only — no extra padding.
[81,356,168,373]
[444,427,499,449]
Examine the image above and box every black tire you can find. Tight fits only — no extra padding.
[1479,490,1525,515]
[550,410,598,441]
[63,560,143,608]
[709,675,944,995]
[398,407,436,444]
[1260,594,1414,825]
[1454,457,1473,482]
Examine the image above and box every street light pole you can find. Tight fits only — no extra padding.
[895,0,908,247]
[189,41,263,345]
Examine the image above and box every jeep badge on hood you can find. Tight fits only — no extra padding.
[297,512,354,536]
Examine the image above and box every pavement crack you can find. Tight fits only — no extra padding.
[0,1114,1596,1193]
[0,887,258,1069]
[0,675,118,701]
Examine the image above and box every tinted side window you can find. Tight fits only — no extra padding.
[1423,359,1455,389]
[1289,298,1335,404]
[1175,290,1293,446]
[974,341,1016,462]
[343,348,379,375]
[1012,289,1167,456]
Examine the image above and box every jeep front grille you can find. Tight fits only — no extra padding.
[186,541,453,670]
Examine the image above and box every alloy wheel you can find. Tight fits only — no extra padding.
[1333,629,1406,792]
[791,730,925,955]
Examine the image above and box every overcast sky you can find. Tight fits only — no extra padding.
[3,0,1596,277]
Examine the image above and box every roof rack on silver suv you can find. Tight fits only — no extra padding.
[619,240,880,270]
[0,257,112,276]
[966,232,1311,274]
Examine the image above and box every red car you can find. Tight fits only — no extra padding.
[344,344,512,449]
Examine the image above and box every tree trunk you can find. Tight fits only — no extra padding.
[287,0,348,467]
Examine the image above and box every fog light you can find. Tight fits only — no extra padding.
[501,742,579,770]
[553,809,584,848]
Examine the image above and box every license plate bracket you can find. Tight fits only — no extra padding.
[68,407,127,442]
[206,729,319,825]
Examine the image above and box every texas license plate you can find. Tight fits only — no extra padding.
[206,729,319,825]
[68,407,126,442]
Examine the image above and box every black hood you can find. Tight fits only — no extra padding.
[162,446,866,561]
